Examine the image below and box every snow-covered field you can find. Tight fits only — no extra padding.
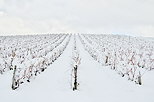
[0,34,154,102]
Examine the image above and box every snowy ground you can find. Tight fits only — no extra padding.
[0,35,154,102]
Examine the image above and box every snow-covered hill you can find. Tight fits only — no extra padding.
[0,34,154,102]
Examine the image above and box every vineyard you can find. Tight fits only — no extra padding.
[0,34,154,102]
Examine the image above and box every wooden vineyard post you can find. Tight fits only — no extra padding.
[73,65,78,91]
[12,65,19,90]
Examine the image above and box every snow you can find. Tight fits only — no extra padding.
[0,34,154,102]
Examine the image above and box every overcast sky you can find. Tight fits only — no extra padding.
[0,0,154,37]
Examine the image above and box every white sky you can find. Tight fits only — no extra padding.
[0,0,154,37]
